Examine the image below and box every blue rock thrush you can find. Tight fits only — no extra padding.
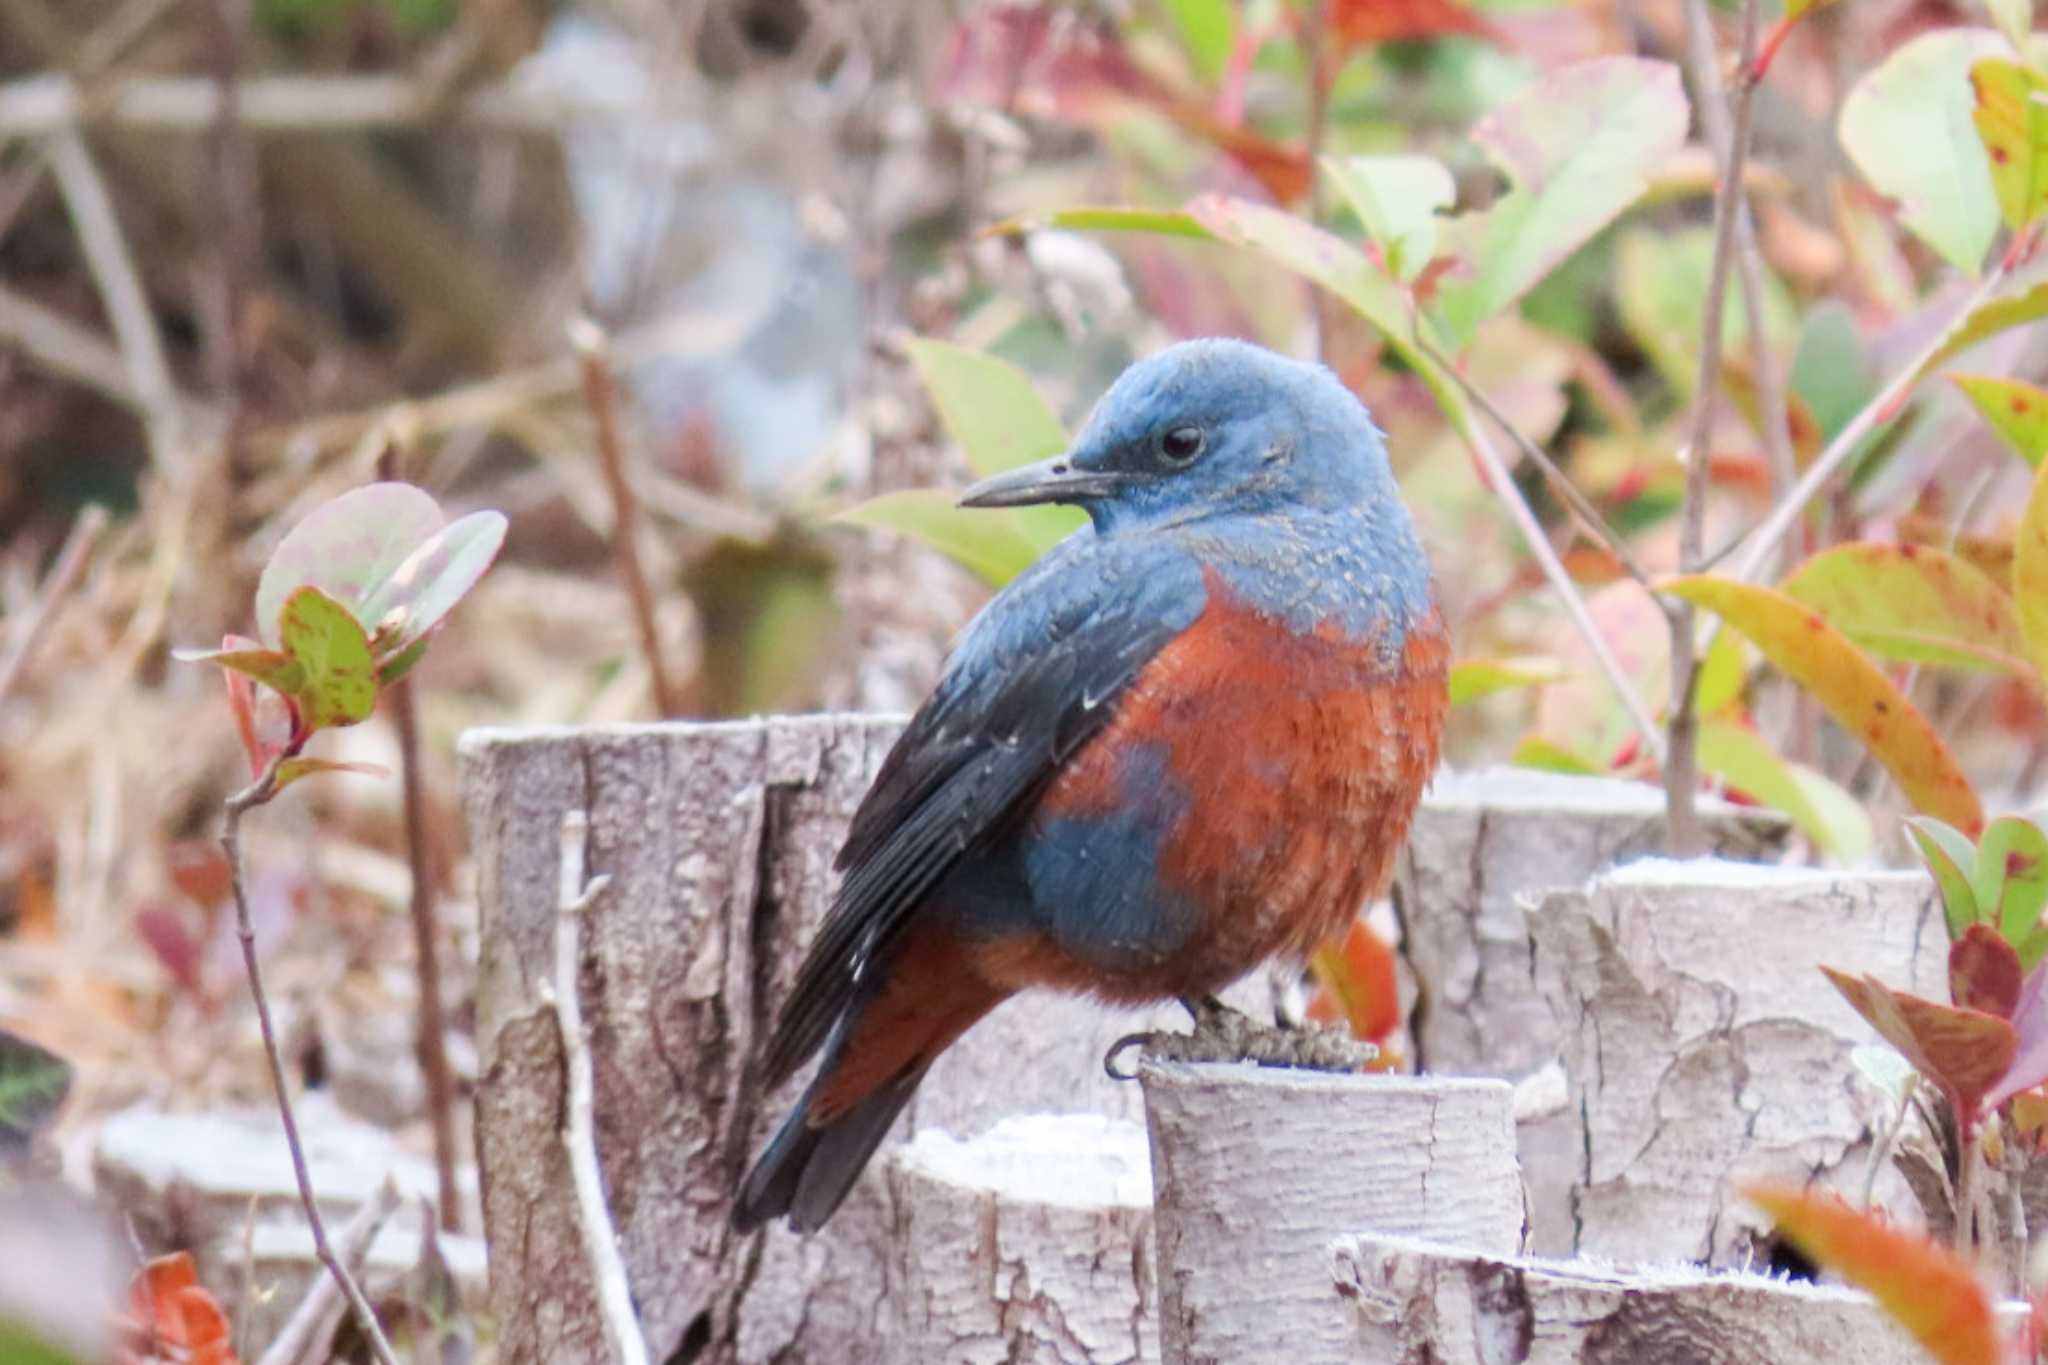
[732,337,1449,1232]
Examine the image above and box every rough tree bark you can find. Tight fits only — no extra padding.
[1393,768,1786,1253]
[1525,860,1946,1266]
[461,718,1244,1364]
[1139,1061,1523,1365]
[1330,1232,2028,1363]
[881,1115,1158,1364]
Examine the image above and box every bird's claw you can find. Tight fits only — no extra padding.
[1101,996,1377,1080]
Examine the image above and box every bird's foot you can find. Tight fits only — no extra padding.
[1103,994,1376,1080]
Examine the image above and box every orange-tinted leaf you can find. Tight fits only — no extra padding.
[1951,924,2023,1019]
[2017,460,2048,683]
[1166,103,1312,202]
[1745,1184,2000,1365]
[1822,967,2015,1126]
[1777,542,2032,677]
[1328,0,1503,48]
[129,1252,238,1365]
[1308,918,1402,1044]
[165,841,231,911]
[1897,515,2017,586]
[2012,1088,2048,1151]
[1951,373,2048,468]
[1661,576,1985,835]
[1971,59,2048,234]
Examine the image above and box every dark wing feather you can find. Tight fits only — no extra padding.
[761,536,1207,1087]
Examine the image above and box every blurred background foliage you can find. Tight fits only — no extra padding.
[3,0,2048,1331]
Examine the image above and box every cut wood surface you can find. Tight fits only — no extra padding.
[461,717,1245,1364]
[1331,1232,2028,1363]
[1395,769,1786,1254]
[1140,1061,1522,1365]
[882,1114,1157,1364]
[1526,859,1945,1266]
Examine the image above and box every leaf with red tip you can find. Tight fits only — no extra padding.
[1662,576,1984,835]
[1745,1185,1999,1365]
[1308,918,1402,1045]
[1976,816,2048,950]
[1822,967,2016,1127]
[276,586,377,731]
[1971,59,2048,234]
[1951,924,2023,1018]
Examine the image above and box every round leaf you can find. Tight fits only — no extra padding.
[278,585,378,730]
[256,482,444,646]
[1663,575,1984,835]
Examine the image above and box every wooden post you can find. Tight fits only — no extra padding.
[1331,1232,2028,1362]
[882,1115,1157,1364]
[1139,1062,1521,1364]
[1526,859,1945,1267]
[1395,767,1786,1252]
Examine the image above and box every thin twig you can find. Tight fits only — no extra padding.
[1666,0,1762,857]
[47,127,188,474]
[0,280,207,416]
[1419,337,1664,597]
[0,503,109,706]
[548,811,646,1365]
[222,759,401,1365]
[1460,415,1667,761]
[1955,1118,1981,1256]
[570,317,683,718]
[1860,1074,1918,1211]
[255,1177,403,1365]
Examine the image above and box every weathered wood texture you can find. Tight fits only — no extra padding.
[1139,1062,1522,1365]
[1526,860,1945,1266]
[1330,1232,2028,1363]
[1394,769,1785,1254]
[882,1115,1157,1364]
[461,718,1220,1364]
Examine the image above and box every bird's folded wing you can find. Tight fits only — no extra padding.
[760,536,1208,1086]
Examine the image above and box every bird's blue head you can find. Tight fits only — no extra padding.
[959,338,1397,535]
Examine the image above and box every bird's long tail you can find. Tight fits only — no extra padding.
[732,925,1005,1232]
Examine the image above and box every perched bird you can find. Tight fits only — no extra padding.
[733,338,1449,1233]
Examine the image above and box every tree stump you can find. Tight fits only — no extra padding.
[1526,859,1945,1266]
[1330,1232,2027,1362]
[1139,1061,1522,1364]
[1394,768,1786,1252]
[460,718,1240,1364]
[881,1114,1157,1364]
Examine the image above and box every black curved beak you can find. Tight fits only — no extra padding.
[957,454,1131,509]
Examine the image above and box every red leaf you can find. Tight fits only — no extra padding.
[165,841,231,911]
[1950,924,2023,1019]
[1822,967,2016,1130]
[1308,918,1403,1045]
[126,1251,239,1365]
[1746,1185,2000,1365]
[1329,0,1505,49]
[133,903,210,1004]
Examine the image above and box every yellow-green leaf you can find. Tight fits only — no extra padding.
[2018,459,2048,679]
[834,489,1072,587]
[274,756,391,792]
[1663,575,1984,835]
[1778,542,2032,676]
[988,206,1216,240]
[1693,628,1750,717]
[1971,58,2048,232]
[1325,154,1454,283]
[1698,717,1873,861]
[1448,656,1566,706]
[1950,372,2048,467]
[905,338,1069,481]
[1746,1185,2001,1365]
[1510,734,1604,775]
[1916,278,2048,382]
[1908,817,1985,939]
[277,585,379,730]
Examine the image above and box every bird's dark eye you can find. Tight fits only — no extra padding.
[1158,426,1205,466]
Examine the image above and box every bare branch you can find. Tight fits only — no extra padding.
[0,503,109,706]
[548,811,647,1365]
[255,1178,404,1365]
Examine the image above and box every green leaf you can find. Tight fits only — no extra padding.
[1448,656,1566,706]
[358,508,508,659]
[1164,0,1234,82]
[1325,154,1455,283]
[834,490,1072,586]
[278,585,379,730]
[1616,227,1798,397]
[1951,373,2048,467]
[1975,815,2048,946]
[172,643,307,698]
[906,338,1070,481]
[0,1029,71,1158]
[989,206,1217,240]
[1429,57,1689,348]
[1917,277,2048,383]
[274,755,391,791]
[1839,28,2006,274]
[1510,734,1604,775]
[256,482,444,647]
[1662,575,1985,835]
[1693,628,1750,717]
[1909,816,1986,939]
[1778,542,2032,675]
[1971,59,2048,232]
[2018,458,2048,678]
[1698,716,1872,860]
[1791,301,1876,443]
